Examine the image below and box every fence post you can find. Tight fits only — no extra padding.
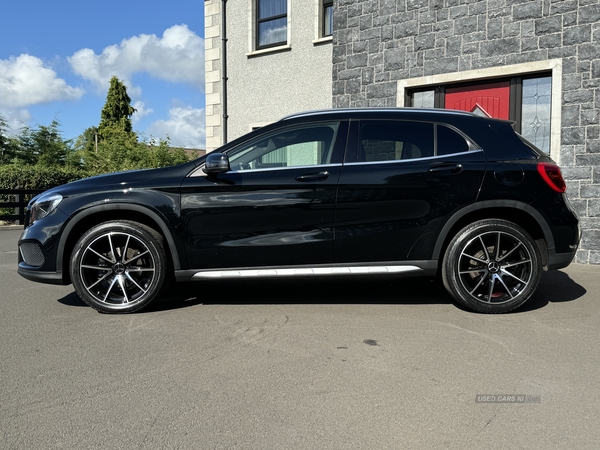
[14,185,23,226]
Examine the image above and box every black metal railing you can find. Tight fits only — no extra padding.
[0,188,45,225]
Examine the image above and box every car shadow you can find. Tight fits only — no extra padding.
[57,269,586,314]
[513,269,587,313]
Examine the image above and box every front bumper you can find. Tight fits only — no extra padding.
[17,266,67,285]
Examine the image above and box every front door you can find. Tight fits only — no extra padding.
[180,121,347,270]
[445,81,510,119]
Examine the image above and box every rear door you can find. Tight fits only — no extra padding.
[334,119,486,263]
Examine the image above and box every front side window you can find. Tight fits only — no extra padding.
[257,0,287,49]
[229,122,339,170]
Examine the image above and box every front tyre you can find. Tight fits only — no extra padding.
[442,219,542,314]
[70,221,167,313]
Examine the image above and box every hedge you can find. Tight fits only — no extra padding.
[0,165,92,191]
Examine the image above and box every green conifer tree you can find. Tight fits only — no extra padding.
[98,76,137,140]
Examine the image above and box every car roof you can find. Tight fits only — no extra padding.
[280,107,481,121]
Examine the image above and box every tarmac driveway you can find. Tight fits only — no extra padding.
[1,228,599,449]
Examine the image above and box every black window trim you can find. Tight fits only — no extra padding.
[256,0,288,50]
[344,119,479,165]
[322,0,333,38]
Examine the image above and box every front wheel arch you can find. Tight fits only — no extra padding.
[58,204,181,283]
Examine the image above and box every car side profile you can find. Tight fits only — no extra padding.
[18,108,580,314]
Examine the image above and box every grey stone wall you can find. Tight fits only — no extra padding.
[332,0,600,264]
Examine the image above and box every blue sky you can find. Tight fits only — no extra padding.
[0,0,205,148]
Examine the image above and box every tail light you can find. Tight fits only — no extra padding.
[537,163,566,193]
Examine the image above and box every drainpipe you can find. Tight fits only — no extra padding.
[221,0,229,145]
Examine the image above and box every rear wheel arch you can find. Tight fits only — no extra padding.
[433,201,553,271]
[57,204,181,283]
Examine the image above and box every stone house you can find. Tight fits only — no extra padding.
[204,0,599,264]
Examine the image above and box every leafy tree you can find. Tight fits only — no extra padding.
[73,126,99,154]
[12,120,72,167]
[98,76,137,140]
[0,116,17,165]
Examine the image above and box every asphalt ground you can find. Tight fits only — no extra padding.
[1,227,599,449]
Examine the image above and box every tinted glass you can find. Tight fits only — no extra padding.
[359,121,434,162]
[437,125,470,155]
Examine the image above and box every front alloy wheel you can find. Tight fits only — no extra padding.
[70,221,167,313]
[442,219,542,313]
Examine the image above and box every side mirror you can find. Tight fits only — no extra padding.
[203,153,230,174]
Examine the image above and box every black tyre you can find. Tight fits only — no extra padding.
[70,221,167,313]
[442,219,542,314]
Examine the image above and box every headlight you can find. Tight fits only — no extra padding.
[30,193,63,224]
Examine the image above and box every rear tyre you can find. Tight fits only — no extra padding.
[442,219,542,314]
[70,221,167,313]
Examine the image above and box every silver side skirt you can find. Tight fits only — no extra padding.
[191,265,422,280]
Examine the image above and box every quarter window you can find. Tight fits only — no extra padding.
[437,125,470,155]
[257,0,287,49]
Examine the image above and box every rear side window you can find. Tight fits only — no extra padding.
[357,120,472,162]
[359,121,434,162]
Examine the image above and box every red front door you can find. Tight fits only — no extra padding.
[445,81,510,119]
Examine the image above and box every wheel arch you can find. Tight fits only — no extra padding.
[432,200,554,270]
[57,204,181,283]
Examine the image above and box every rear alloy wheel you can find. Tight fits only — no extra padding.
[442,219,542,314]
[70,221,167,313]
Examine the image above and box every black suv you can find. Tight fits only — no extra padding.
[18,108,580,314]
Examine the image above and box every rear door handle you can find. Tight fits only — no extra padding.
[295,171,330,182]
[428,163,463,174]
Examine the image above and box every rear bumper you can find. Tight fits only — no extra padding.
[547,248,577,271]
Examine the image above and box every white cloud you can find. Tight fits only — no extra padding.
[132,101,153,124]
[68,24,205,93]
[146,106,205,149]
[0,54,84,108]
[0,107,32,133]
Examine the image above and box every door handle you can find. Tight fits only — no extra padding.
[295,171,330,182]
[428,163,463,174]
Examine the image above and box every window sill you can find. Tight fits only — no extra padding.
[246,44,292,58]
[313,36,333,46]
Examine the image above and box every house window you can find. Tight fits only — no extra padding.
[408,74,552,153]
[322,0,333,37]
[521,76,552,153]
[257,0,287,49]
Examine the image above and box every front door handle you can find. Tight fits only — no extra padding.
[295,171,330,182]
[428,163,463,175]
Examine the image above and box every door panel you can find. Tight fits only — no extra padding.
[334,120,486,263]
[180,120,347,270]
[181,167,341,269]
